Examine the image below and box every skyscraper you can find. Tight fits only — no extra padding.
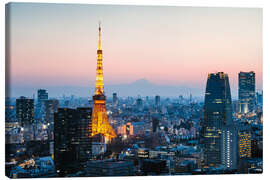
[152,117,159,133]
[36,89,49,120]
[44,99,59,125]
[136,97,143,111]
[54,108,92,176]
[113,93,118,107]
[16,96,34,141]
[90,23,116,142]
[76,108,93,169]
[54,108,77,176]
[16,96,34,127]
[202,72,236,169]
[155,95,160,108]
[38,89,48,104]
[238,71,255,113]
[44,99,59,140]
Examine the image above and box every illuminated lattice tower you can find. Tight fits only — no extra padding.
[90,22,116,142]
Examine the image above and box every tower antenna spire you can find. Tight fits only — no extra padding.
[98,21,101,50]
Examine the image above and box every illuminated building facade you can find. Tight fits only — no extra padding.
[221,127,237,169]
[238,131,252,158]
[90,23,116,142]
[117,122,134,137]
[117,122,146,137]
[202,72,236,168]
[238,71,255,113]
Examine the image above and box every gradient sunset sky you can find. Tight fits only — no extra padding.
[7,3,262,97]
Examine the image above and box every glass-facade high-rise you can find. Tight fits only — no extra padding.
[16,96,34,127]
[54,108,92,176]
[155,95,161,108]
[238,71,255,113]
[38,89,48,104]
[16,96,35,142]
[113,93,118,107]
[36,89,49,120]
[202,72,237,169]
[44,99,59,140]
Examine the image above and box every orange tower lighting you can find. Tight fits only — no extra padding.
[90,22,116,142]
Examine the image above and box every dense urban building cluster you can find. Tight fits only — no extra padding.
[5,25,263,178]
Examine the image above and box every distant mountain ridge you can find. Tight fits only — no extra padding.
[10,78,206,98]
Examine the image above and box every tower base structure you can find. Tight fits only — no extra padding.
[90,95,116,143]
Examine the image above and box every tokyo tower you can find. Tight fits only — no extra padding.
[90,22,116,142]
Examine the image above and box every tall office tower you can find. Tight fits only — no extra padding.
[155,95,161,108]
[36,89,49,120]
[54,108,92,176]
[202,72,236,168]
[112,93,118,106]
[238,71,255,113]
[76,108,93,169]
[16,96,34,127]
[44,99,59,140]
[38,89,48,104]
[90,23,116,143]
[16,96,34,141]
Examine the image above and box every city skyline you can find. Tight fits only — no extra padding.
[5,2,263,178]
[7,3,262,98]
